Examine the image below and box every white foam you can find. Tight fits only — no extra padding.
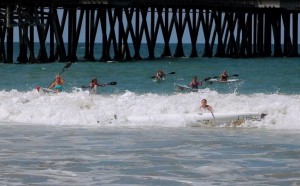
[0,89,299,129]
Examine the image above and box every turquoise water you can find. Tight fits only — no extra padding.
[1,44,300,185]
[1,56,299,94]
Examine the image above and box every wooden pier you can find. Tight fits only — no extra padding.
[0,0,300,63]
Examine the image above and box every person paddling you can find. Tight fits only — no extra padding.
[48,75,64,93]
[189,76,202,89]
[200,99,213,112]
[90,78,105,89]
[155,68,165,80]
[220,70,229,82]
[89,78,106,94]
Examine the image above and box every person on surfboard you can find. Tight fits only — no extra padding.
[155,68,165,80]
[48,75,65,93]
[200,99,213,112]
[189,76,202,89]
[220,70,229,82]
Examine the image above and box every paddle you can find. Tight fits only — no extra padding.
[59,61,72,75]
[204,74,239,82]
[210,110,216,119]
[48,61,72,86]
[203,77,211,82]
[151,71,175,79]
[37,61,72,92]
[81,82,117,89]
[229,74,239,77]
[105,82,117,85]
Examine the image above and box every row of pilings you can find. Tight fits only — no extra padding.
[0,5,299,63]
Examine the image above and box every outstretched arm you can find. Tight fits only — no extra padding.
[48,82,55,89]
[97,82,105,87]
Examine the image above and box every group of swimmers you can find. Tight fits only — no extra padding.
[48,69,229,93]
[48,71,214,112]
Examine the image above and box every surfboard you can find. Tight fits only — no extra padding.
[127,112,266,124]
[174,83,199,92]
[153,78,165,83]
[107,60,117,63]
[36,86,57,94]
[207,78,240,83]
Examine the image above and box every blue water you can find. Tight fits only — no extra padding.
[1,56,300,94]
[1,44,300,185]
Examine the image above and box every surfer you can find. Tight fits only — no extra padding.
[155,68,165,80]
[200,99,213,112]
[220,70,229,81]
[48,75,64,93]
[189,76,202,89]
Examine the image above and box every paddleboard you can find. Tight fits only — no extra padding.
[153,78,165,83]
[36,86,57,94]
[107,60,117,63]
[207,78,240,83]
[127,112,266,124]
[174,83,199,92]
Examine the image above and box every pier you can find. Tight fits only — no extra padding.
[0,0,300,63]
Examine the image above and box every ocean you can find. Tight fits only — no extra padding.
[0,44,300,185]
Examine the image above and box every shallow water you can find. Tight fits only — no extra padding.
[0,125,300,185]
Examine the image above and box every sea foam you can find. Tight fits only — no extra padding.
[0,89,299,129]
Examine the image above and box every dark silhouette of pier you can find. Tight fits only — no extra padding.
[0,0,300,63]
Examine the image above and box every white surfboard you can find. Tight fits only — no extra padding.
[127,112,266,124]
[207,78,240,83]
[153,78,165,83]
[174,83,198,92]
[107,60,117,63]
[36,86,57,94]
